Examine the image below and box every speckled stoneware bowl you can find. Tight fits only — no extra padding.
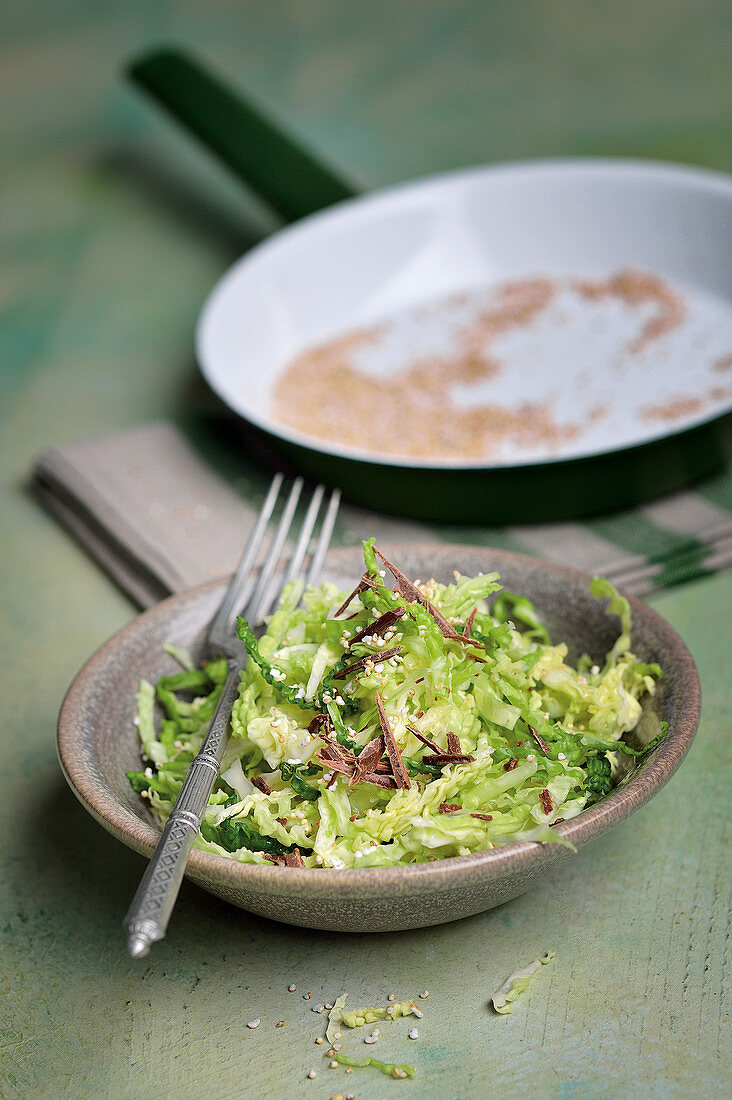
[58,545,700,933]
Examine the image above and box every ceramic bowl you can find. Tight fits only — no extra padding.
[58,544,700,933]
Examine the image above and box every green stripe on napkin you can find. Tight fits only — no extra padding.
[33,422,732,607]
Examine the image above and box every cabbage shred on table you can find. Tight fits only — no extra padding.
[128,540,664,868]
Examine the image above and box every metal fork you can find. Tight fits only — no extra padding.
[124,474,340,958]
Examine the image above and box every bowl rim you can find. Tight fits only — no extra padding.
[58,543,701,895]
[195,155,732,473]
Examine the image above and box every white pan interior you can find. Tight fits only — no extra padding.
[196,159,732,469]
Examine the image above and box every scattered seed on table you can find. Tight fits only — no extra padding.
[276,1020,285,1028]
[307,1069,318,1079]
[288,984,296,992]
[315,1037,324,1045]
[246,1019,260,1029]
[409,1027,419,1039]
[419,990,430,998]
[329,1060,339,1069]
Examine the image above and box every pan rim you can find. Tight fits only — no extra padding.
[196,155,732,472]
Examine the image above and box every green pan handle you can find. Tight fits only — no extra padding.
[127,46,359,223]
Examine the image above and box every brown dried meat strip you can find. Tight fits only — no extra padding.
[503,757,518,771]
[422,753,475,766]
[333,572,380,617]
[315,727,348,756]
[471,812,493,821]
[349,734,385,786]
[251,775,272,795]
[438,802,462,814]
[318,740,355,766]
[332,646,403,680]
[463,607,478,639]
[372,546,470,645]
[528,725,550,755]
[359,770,398,790]
[347,607,406,647]
[263,854,287,866]
[374,691,411,789]
[283,848,305,868]
[405,724,441,753]
[314,751,354,778]
[539,789,554,815]
[446,732,462,755]
[353,755,391,774]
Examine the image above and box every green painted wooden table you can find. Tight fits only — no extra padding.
[1,3,729,1097]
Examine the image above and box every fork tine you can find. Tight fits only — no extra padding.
[304,487,341,589]
[206,472,284,647]
[245,477,304,621]
[124,476,341,958]
[283,483,325,587]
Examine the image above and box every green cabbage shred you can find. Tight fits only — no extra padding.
[333,1053,416,1078]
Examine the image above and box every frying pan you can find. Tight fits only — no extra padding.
[129,48,732,523]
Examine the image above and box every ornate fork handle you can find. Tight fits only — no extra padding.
[124,665,240,957]
[122,478,340,958]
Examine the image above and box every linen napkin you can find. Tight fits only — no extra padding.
[33,420,732,608]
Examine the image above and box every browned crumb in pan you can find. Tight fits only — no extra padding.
[270,270,704,460]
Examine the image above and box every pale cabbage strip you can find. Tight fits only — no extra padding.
[491,950,556,1014]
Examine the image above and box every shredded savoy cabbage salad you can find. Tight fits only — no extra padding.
[128,540,664,868]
